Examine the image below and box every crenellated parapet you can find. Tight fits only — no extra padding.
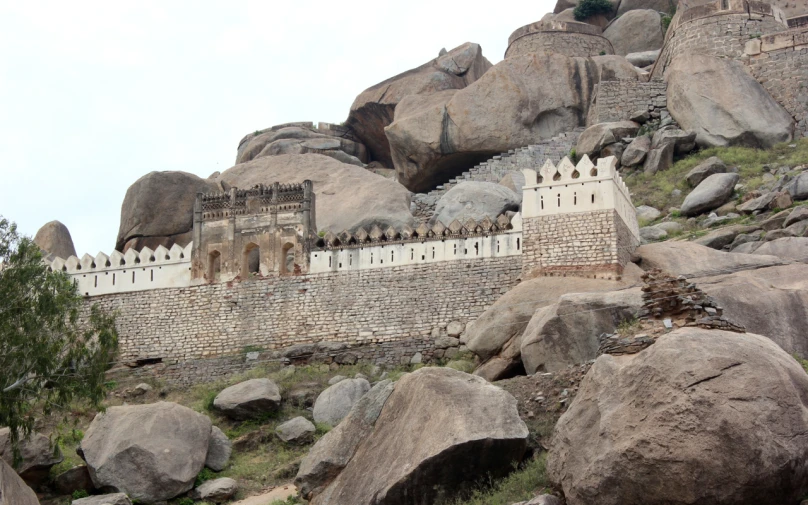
[47,243,192,297]
[519,155,640,279]
[309,214,523,274]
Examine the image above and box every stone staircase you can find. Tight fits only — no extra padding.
[411,129,583,220]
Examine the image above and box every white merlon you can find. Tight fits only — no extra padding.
[48,243,192,297]
[521,155,640,241]
[309,230,522,274]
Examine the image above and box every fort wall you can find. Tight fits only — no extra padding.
[90,255,523,383]
[589,80,668,125]
[651,0,788,78]
[505,20,614,58]
[745,26,808,137]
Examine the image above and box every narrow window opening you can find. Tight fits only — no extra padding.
[574,192,577,205]
[132,271,135,283]
[112,273,116,285]
[474,242,479,255]
[329,256,332,267]
[150,270,154,282]
[94,276,98,288]
[371,253,374,264]
[540,195,544,210]
[391,251,394,262]
[349,255,352,266]
[411,249,414,260]
[497,241,500,253]
[432,247,435,259]
[453,244,457,255]
[557,193,561,207]
[591,194,595,204]
[517,238,521,250]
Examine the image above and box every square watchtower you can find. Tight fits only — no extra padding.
[520,155,640,279]
[190,181,316,283]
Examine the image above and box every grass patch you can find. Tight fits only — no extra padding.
[624,139,808,212]
[617,317,641,337]
[794,354,808,374]
[440,454,552,505]
[49,425,86,476]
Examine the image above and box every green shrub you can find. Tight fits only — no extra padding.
[72,489,90,499]
[440,454,551,505]
[574,0,614,20]
[195,466,216,487]
[174,498,195,505]
[794,354,808,374]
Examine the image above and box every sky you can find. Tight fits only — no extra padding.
[0,1,555,256]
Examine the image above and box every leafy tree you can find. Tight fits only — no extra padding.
[573,0,614,21]
[0,217,117,457]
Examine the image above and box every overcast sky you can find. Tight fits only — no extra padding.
[0,1,554,256]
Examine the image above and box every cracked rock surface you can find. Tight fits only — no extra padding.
[548,327,808,505]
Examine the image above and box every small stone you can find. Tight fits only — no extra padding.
[410,352,423,365]
[663,319,673,329]
[276,417,316,445]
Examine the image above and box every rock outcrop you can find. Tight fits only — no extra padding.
[467,274,640,381]
[520,289,643,374]
[666,54,794,149]
[309,368,528,505]
[236,125,367,165]
[430,182,520,225]
[205,426,232,472]
[213,378,282,420]
[680,173,739,216]
[313,378,371,427]
[296,380,395,498]
[576,121,640,157]
[686,156,727,187]
[72,494,132,505]
[0,428,63,486]
[217,154,415,233]
[81,402,212,503]
[0,458,39,505]
[636,241,784,278]
[603,10,664,56]
[116,171,220,252]
[386,52,639,192]
[33,220,76,259]
[549,328,808,505]
[347,43,491,167]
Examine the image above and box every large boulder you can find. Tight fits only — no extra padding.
[72,494,131,505]
[617,0,677,15]
[680,173,739,216]
[213,378,281,420]
[81,402,212,503]
[0,428,63,486]
[217,154,415,233]
[666,54,794,149]
[386,52,639,192]
[636,241,784,278]
[0,458,39,505]
[296,380,395,498]
[699,264,808,356]
[603,10,664,56]
[430,182,520,225]
[116,171,220,252]
[520,289,643,374]
[575,121,640,157]
[33,220,76,259]
[189,477,238,502]
[236,126,367,165]
[621,135,650,167]
[548,328,808,505]
[787,171,808,201]
[313,378,371,427]
[466,274,639,381]
[347,42,491,167]
[744,237,808,263]
[205,426,232,472]
[310,368,528,505]
[686,156,727,187]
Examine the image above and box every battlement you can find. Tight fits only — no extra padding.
[47,243,192,297]
[519,155,640,279]
[505,20,613,58]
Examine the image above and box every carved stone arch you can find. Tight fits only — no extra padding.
[280,241,296,275]
[207,250,222,282]
[242,242,261,277]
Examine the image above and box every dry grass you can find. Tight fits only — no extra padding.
[624,138,808,213]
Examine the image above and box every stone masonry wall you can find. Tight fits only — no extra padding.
[590,80,668,124]
[506,32,614,58]
[652,12,788,78]
[522,210,632,279]
[747,28,808,137]
[93,256,523,384]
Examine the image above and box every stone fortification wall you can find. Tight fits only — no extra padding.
[411,130,581,220]
[505,20,614,58]
[92,256,523,383]
[651,0,789,78]
[589,80,668,125]
[522,210,634,279]
[746,27,808,137]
